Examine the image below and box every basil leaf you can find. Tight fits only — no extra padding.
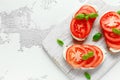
[117,10,120,14]
[57,39,64,46]
[75,14,85,19]
[112,28,120,35]
[84,72,91,80]
[75,13,98,20]
[89,13,98,18]
[93,32,102,41]
[82,51,94,60]
[88,51,94,57]
[82,54,89,60]
[85,15,89,20]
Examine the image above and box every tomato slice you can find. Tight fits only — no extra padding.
[104,31,120,43]
[66,44,104,69]
[100,11,120,32]
[76,5,97,23]
[76,9,96,26]
[80,5,97,12]
[75,5,97,15]
[75,5,97,26]
[66,45,87,68]
[106,40,120,49]
[75,9,92,15]
[92,46,104,67]
[70,19,91,38]
[82,45,97,68]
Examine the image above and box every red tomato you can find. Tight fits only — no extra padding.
[76,9,96,26]
[104,32,120,43]
[80,5,96,12]
[66,44,104,69]
[70,19,91,38]
[66,45,87,68]
[100,11,120,32]
[75,5,97,15]
[106,40,120,49]
[75,9,92,15]
[92,46,104,67]
[75,5,97,26]
[82,45,97,68]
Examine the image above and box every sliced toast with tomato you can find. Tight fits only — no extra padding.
[63,44,105,69]
[100,11,120,53]
[70,5,98,41]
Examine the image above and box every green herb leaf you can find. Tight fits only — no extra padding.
[75,14,85,19]
[84,72,91,80]
[88,51,94,57]
[75,13,98,20]
[82,54,89,60]
[112,28,120,35]
[57,39,64,46]
[85,15,89,20]
[89,13,98,18]
[117,10,120,14]
[82,51,94,60]
[93,32,102,41]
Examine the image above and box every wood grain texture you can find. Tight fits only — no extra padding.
[42,0,120,80]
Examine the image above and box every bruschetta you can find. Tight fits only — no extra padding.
[100,11,120,53]
[70,5,98,41]
[63,44,105,69]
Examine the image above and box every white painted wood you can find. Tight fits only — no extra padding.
[43,0,120,80]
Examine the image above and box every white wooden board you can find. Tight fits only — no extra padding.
[42,0,120,80]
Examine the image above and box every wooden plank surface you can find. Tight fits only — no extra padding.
[42,0,120,80]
